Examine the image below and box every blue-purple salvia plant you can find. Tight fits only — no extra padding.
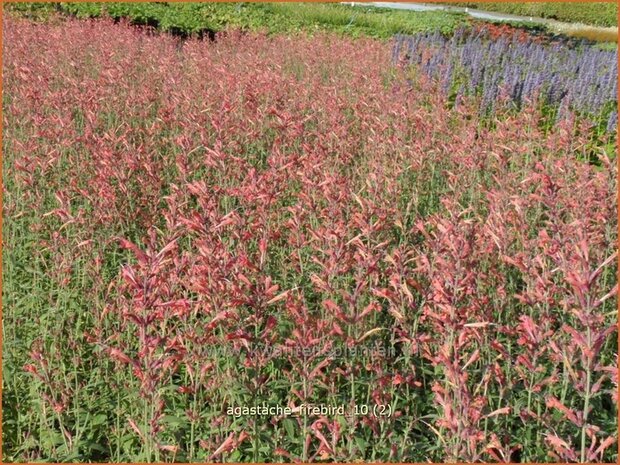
[393,28,617,130]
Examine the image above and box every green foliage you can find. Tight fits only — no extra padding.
[5,2,467,38]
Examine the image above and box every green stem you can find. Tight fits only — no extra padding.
[580,327,592,464]
[144,400,150,463]
[302,375,308,462]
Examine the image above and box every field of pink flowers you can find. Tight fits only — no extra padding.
[2,16,618,463]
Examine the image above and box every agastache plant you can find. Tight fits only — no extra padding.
[3,14,617,463]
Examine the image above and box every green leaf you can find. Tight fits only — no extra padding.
[282,418,296,441]
[355,436,368,455]
[91,413,108,426]
[161,414,188,428]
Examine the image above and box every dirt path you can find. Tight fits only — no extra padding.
[350,2,618,42]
